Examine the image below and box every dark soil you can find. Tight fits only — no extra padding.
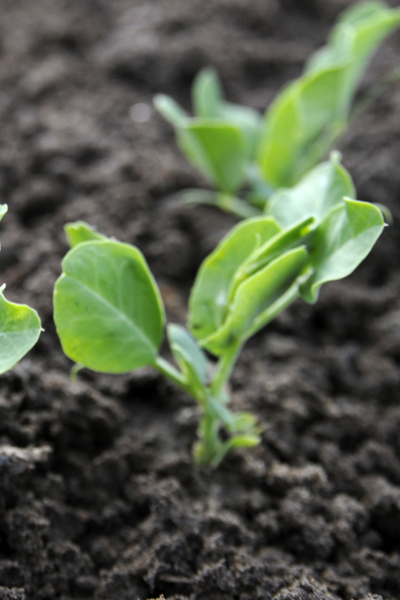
[1,0,400,599]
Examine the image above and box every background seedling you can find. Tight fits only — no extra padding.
[54,156,385,467]
[154,1,400,218]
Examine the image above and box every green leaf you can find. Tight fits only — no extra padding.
[266,154,355,229]
[153,94,189,128]
[189,217,281,342]
[54,240,165,373]
[258,1,400,188]
[192,67,223,118]
[167,324,209,397]
[307,1,400,115]
[0,289,41,374]
[178,188,261,218]
[65,221,108,248]
[178,121,248,193]
[0,205,7,223]
[202,247,309,355]
[226,434,261,450]
[192,67,261,157]
[233,411,258,433]
[257,66,346,188]
[238,216,315,282]
[219,103,261,158]
[301,198,385,303]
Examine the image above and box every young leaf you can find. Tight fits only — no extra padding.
[306,1,400,115]
[189,217,281,342]
[192,67,261,155]
[65,221,108,248]
[237,216,315,282]
[179,189,261,219]
[0,288,41,374]
[167,324,208,397]
[266,154,355,229]
[54,240,165,373]
[192,67,223,118]
[301,198,385,303]
[225,433,261,450]
[201,247,309,355]
[177,121,248,194]
[219,103,261,158]
[257,66,347,188]
[258,1,400,188]
[153,94,189,128]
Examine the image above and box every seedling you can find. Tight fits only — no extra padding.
[154,1,400,218]
[0,205,41,373]
[53,155,385,466]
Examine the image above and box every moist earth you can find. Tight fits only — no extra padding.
[1,0,400,599]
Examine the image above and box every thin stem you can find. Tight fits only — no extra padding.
[211,341,242,400]
[154,356,190,393]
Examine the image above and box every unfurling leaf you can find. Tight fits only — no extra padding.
[301,198,385,303]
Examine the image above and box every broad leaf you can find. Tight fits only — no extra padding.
[54,240,165,373]
[189,217,281,342]
[203,247,309,355]
[0,288,41,374]
[167,324,208,396]
[65,221,108,248]
[178,121,248,193]
[301,198,385,303]
[266,154,355,229]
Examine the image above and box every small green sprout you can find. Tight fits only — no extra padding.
[154,1,400,218]
[0,205,41,373]
[53,155,385,467]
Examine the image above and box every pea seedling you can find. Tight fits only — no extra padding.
[0,205,41,373]
[53,155,385,466]
[154,1,400,218]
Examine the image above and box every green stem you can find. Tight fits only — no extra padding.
[211,341,242,400]
[154,356,190,393]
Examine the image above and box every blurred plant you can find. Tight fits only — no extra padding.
[154,1,400,218]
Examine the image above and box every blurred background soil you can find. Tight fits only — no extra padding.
[0,0,400,599]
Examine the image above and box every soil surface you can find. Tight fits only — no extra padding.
[1,1,400,599]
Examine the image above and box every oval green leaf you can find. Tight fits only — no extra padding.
[54,240,165,373]
[0,289,41,374]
